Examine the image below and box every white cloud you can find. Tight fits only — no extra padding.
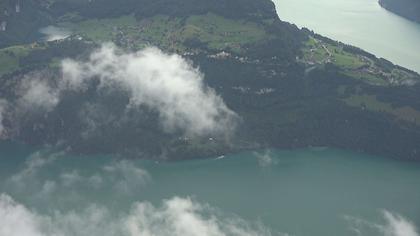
[0,194,121,236]
[0,194,275,236]
[88,174,104,189]
[255,150,277,168]
[0,194,44,236]
[7,151,59,191]
[60,170,83,187]
[124,196,272,236]
[103,160,151,194]
[3,43,238,146]
[47,205,121,236]
[19,77,59,111]
[5,154,151,201]
[344,210,419,236]
[39,26,71,42]
[381,211,418,236]
[61,58,87,91]
[34,180,57,201]
[60,43,238,136]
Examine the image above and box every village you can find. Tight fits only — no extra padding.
[299,36,420,86]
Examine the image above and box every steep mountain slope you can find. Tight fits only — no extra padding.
[0,0,53,47]
[0,0,282,47]
[379,0,420,23]
[1,0,420,160]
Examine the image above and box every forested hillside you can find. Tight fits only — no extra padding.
[1,0,420,160]
[379,0,420,23]
[0,0,283,47]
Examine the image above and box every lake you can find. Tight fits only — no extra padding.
[2,1,420,234]
[0,142,419,236]
[273,0,420,73]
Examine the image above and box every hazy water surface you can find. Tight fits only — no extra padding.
[273,0,420,73]
[0,142,419,236]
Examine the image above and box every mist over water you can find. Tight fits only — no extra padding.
[273,0,420,73]
[1,1,419,235]
[0,142,419,236]
[39,26,71,42]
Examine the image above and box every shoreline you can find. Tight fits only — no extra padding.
[378,0,420,23]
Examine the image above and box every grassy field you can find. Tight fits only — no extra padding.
[57,13,270,52]
[302,36,420,86]
[0,12,271,77]
[59,15,138,42]
[341,71,388,86]
[333,50,365,69]
[0,45,34,76]
[344,95,393,112]
[182,13,269,51]
[302,37,365,69]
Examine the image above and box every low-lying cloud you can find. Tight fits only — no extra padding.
[0,43,238,141]
[0,194,44,236]
[103,160,151,194]
[381,211,418,236]
[6,151,60,193]
[0,150,277,236]
[344,210,419,236]
[39,26,71,42]
[0,194,273,236]
[0,193,119,236]
[60,43,238,136]
[125,197,272,236]
[254,150,278,168]
[18,77,59,111]
[5,151,151,203]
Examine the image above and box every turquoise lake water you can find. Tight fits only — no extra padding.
[0,142,419,236]
[2,1,420,234]
[273,0,420,73]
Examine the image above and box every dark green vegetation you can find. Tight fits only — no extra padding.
[0,0,280,48]
[0,0,51,48]
[1,0,420,160]
[379,0,420,23]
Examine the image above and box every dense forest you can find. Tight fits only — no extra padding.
[0,0,282,47]
[1,0,420,160]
